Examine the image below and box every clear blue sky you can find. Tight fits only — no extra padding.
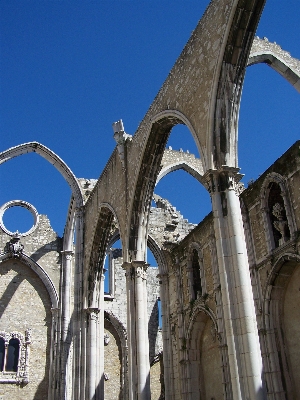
[0,0,299,238]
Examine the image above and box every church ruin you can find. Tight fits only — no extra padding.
[1,0,300,399]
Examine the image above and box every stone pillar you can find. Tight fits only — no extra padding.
[204,168,264,400]
[158,273,174,400]
[73,206,84,400]
[123,261,151,400]
[48,308,59,400]
[60,249,74,399]
[174,264,191,400]
[86,307,100,400]
[95,271,105,399]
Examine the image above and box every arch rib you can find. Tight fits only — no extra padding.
[0,142,84,207]
[248,37,300,93]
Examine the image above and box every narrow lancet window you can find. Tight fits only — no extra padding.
[6,338,19,372]
[192,249,202,299]
[0,339,5,372]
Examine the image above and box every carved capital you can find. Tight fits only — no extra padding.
[61,250,74,261]
[203,167,244,194]
[87,307,100,321]
[122,261,149,280]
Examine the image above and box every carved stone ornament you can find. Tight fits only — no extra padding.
[4,234,24,258]
[272,203,288,245]
[104,372,109,381]
[104,333,110,346]
[0,329,31,384]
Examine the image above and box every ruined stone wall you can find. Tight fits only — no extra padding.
[162,141,300,399]
[0,214,62,291]
[0,213,61,399]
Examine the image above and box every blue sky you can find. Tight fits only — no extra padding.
[0,0,299,239]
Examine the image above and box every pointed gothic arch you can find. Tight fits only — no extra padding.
[128,111,198,261]
[0,142,84,207]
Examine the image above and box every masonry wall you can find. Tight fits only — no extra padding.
[0,213,61,399]
[0,259,52,400]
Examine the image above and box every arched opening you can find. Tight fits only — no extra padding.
[87,205,118,306]
[155,124,211,225]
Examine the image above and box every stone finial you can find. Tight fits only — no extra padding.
[112,119,132,167]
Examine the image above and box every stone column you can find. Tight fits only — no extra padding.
[95,271,105,399]
[73,206,84,400]
[157,273,174,400]
[86,307,100,400]
[48,308,59,400]
[60,249,74,399]
[204,168,264,400]
[123,261,151,400]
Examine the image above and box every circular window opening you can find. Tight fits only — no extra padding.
[0,201,39,237]
[3,206,34,234]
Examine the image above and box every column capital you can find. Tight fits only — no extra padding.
[61,250,75,260]
[86,307,100,321]
[122,261,149,279]
[203,166,244,194]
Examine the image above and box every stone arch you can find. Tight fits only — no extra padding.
[260,172,295,252]
[262,253,300,399]
[186,304,224,400]
[150,110,206,166]
[0,252,58,309]
[86,203,121,307]
[156,160,204,185]
[248,37,300,93]
[210,0,266,169]
[0,142,84,208]
[129,111,198,261]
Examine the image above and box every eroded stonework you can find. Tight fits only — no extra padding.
[1,1,300,399]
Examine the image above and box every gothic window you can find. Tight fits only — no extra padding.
[192,249,202,299]
[0,338,5,372]
[6,338,19,372]
[0,330,31,384]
